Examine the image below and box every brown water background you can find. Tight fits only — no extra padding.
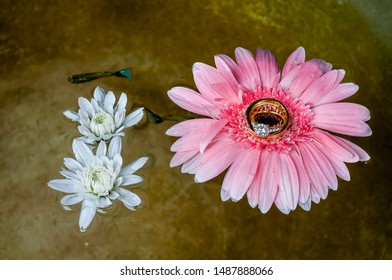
[0,0,391,259]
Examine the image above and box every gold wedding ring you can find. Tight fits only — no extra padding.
[245,98,289,138]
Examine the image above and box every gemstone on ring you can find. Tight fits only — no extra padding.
[251,123,270,137]
[246,98,289,138]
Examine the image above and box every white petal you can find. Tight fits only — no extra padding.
[59,169,80,181]
[79,112,91,128]
[78,97,94,117]
[96,140,107,157]
[96,196,112,208]
[113,126,125,134]
[100,156,110,170]
[102,133,114,141]
[63,110,80,121]
[120,157,148,176]
[108,136,122,159]
[122,175,143,186]
[116,93,127,113]
[48,179,80,193]
[79,200,97,231]
[114,110,126,128]
[116,187,141,206]
[77,125,93,137]
[77,136,97,145]
[112,154,123,176]
[104,91,116,115]
[109,190,120,200]
[93,86,106,103]
[114,177,123,188]
[110,132,125,139]
[91,98,101,113]
[60,194,83,205]
[72,139,94,166]
[123,107,144,127]
[78,107,90,122]
[64,157,83,171]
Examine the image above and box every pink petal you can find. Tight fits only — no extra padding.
[299,198,312,211]
[193,62,239,103]
[317,59,333,74]
[166,118,214,137]
[289,149,310,204]
[324,155,351,182]
[247,151,267,208]
[192,66,222,104]
[235,47,260,90]
[300,70,344,106]
[310,186,322,204]
[334,136,370,161]
[214,54,246,89]
[282,59,324,98]
[313,102,371,122]
[298,142,336,199]
[258,151,279,213]
[222,148,260,201]
[313,121,372,137]
[312,102,372,137]
[170,149,199,167]
[313,129,359,163]
[274,189,291,214]
[278,64,303,92]
[170,127,209,152]
[195,138,242,182]
[167,87,219,118]
[281,46,305,78]
[276,152,299,211]
[220,189,231,201]
[256,48,280,88]
[214,55,240,92]
[200,119,229,153]
[311,142,338,190]
[316,83,359,106]
[181,153,202,174]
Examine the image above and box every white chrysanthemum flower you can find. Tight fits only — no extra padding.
[63,86,144,144]
[48,136,148,231]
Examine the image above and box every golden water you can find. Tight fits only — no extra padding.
[0,0,391,259]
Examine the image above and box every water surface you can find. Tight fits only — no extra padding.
[0,0,391,259]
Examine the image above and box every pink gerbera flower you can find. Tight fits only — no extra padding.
[166,47,371,214]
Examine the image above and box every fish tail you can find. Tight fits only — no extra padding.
[114,68,132,80]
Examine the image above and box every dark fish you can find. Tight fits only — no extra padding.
[67,68,132,84]
[144,107,193,124]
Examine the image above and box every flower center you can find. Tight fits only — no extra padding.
[220,87,314,152]
[84,166,114,196]
[246,98,289,138]
[90,111,115,137]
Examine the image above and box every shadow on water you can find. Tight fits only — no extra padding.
[0,0,391,259]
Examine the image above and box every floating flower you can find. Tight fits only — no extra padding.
[166,46,371,214]
[63,86,144,144]
[48,136,148,231]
